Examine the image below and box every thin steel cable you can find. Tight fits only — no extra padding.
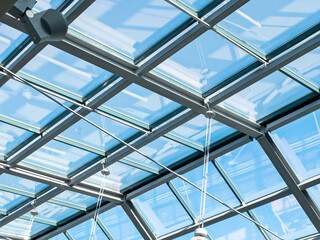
[0,65,284,240]
[25,215,35,240]
[200,116,212,228]
[89,173,107,240]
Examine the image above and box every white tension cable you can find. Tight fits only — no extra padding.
[0,64,284,240]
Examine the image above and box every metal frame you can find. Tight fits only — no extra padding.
[0,0,319,239]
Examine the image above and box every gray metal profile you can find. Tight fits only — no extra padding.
[122,200,157,240]
[0,0,17,20]
[0,0,320,239]
[258,132,320,232]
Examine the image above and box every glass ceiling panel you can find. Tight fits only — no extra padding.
[53,191,97,208]
[206,213,265,240]
[174,232,194,240]
[21,140,99,177]
[61,112,139,152]
[21,45,112,97]
[125,136,196,170]
[252,195,317,239]
[222,71,311,121]
[33,0,65,11]
[84,161,151,192]
[219,0,320,54]
[171,163,239,220]
[25,202,80,223]
[271,109,320,181]
[68,218,108,240]
[71,0,189,58]
[156,30,255,93]
[99,205,143,240]
[0,79,69,128]
[0,190,29,212]
[306,184,320,211]
[103,84,181,125]
[49,233,68,240]
[286,46,320,87]
[169,114,236,146]
[0,122,34,156]
[0,23,27,62]
[179,0,212,11]
[217,140,286,202]
[0,218,49,239]
[0,174,48,195]
[132,183,193,236]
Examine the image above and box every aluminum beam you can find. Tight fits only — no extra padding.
[257,132,320,232]
[122,201,156,240]
[206,32,320,106]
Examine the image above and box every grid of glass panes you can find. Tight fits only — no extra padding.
[0,0,319,239]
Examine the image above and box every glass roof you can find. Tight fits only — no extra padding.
[0,0,320,239]
[70,0,189,58]
[156,30,255,93]
[219,0,320,55]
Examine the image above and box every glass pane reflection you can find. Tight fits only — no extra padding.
[271,109,320,181]
[0,218,49,239]
[171,163,239,220]
[0,80,68,128]
[68,218,108,240]
[125,137,196,170]
[0,190,28,212]
[53,191,97,208]
[0,23,27,62]
[220,0,320,54]
[253,195,317,239]
[207,213,265,240]
[99,206,143,240]
[61,112,139,151]
[103,84,181,124]
[0,174,48,194]
[222,71,310,120]
[307,184,320,211]
[21,46,112,96]
[157,31,255,93]
[169,114,235,146]
[22,140,99,176]
[25,202,80,223]
[0,122,34,156]
[287,46,320,87]
[217,140,286,202]
[49,233,68,240]
[132,184,193,236]
[84,162,151,191]
[71,0,188,58]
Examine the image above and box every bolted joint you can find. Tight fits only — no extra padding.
[205,109,216,119]
[101,159,110,176]
[191,228,208,240]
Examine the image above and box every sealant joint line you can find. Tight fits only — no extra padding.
[101,159,110,176]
